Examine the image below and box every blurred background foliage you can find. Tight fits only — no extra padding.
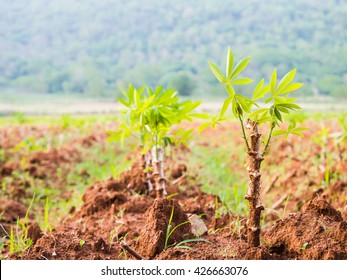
[0,0,346,100]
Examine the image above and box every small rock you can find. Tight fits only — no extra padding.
[189,214,207,236]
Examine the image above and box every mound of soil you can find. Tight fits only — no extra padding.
[118,161,147,194]
[137,198,191,259]
[265,196,347,260]
[0,199,31,232]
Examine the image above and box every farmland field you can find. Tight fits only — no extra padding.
[0,112,346,260]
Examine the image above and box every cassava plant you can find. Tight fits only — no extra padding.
[204,47,306,247]
[108,84,206,198]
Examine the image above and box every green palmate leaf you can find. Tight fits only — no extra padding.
[155,85,163,95]
[274,96,298,103]
[208,61,226,83]
[276,69,296,94]
[253,84,270,100]
[278,83,303,95]
[231,77,253,85]
[137,85,146,97]
[118,96,129,107]
[188,113,210,119]
[140,94,155,111]
[292,127,308,132]
[225,84,235,98]
[276,106,290,114]
[146,86,154,96]
[289,131,305,137]
[220,97,232,118]
[265,96,273,103]
[276,103,302,110]
[285,97,299,103]
[134,89,141,108]
[230,56,250,80]
[272,130,287,136]
[270,68,277,96]
[232,99,242,117]
[127,85,136,104]
[252,79,264,100]
[180,101,201,114]
[127,83,135,95]
[258,116,272,125]
[198,122,212,134]
[226,47,234,79]
[235,94,252,113]
[248,108,269,120]
[274,107,282,122]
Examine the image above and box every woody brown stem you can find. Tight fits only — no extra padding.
[140,149,153,194]
[152,146,167,198]
[144,151,153,194]
[244,120,264,247]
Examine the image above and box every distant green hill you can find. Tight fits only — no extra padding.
[0,0,346,99]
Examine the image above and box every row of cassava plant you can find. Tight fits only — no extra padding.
[111,47,306,248]
[107,85,207,198]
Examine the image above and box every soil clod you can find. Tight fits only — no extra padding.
[137,198,191,259]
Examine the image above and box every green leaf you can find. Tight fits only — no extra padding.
[248,108,268,120]
[277,69,296,94]
[252,79,264,99]
[276,106,290,114]
[258,116,272,125]
[220,97,232,118]
[208,61,226,83]
[230,57,250,79]
[279,83,303,95]
[225,84,235,98]
[272,130,287,136]
[188,113,210,119]
[291,127,308,132]
[198,122,212,134]
[226,47,234,79]
[231,77,253,85]
[290,131,304,137]
[235,95,252,113]
[134,89,141,108]
[140,94,155,111]
[265,96,273,103]
[277,103,302,110]
[231,100,240,117]
[258,86,270,99]
[274,107,282,122]
[270,68,277,96]
[118,97,129,107]
[252,80,270,100]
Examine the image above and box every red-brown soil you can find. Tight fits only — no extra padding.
[1,121,347,260]
[6,161,347,260]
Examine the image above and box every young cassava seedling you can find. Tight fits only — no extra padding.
[108,84,206,198]
[204,47,305,247]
